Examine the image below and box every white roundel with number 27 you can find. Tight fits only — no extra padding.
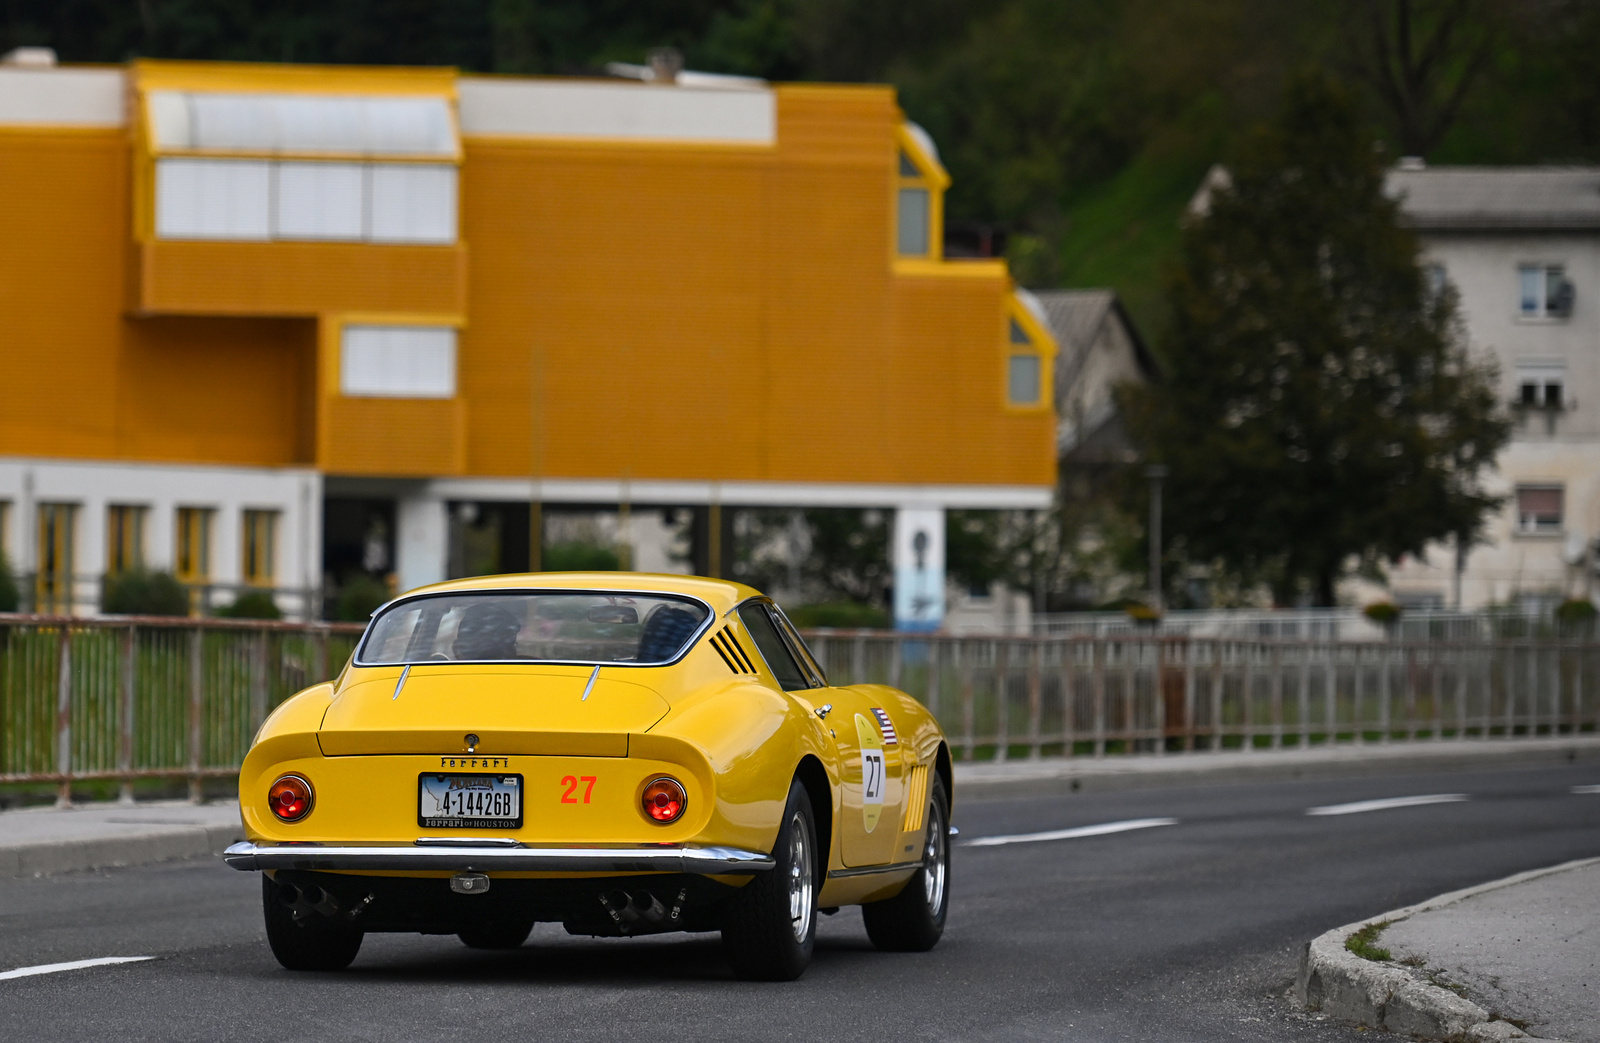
[855,713,886,832]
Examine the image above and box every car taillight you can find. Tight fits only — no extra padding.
[268,774,314,822]
[641,777,686,824]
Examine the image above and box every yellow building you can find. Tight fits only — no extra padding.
[0,54,1056,627]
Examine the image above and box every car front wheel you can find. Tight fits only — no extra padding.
[720,777,818,981]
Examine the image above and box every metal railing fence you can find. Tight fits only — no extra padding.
[0,614,364,804]
[3,615,1594,805]
[804,631,1599,760]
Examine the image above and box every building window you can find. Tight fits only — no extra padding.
[242,510,278,587]
[1006,313,1046,407]
[340,325,457,398]
[1515,485,1563,534]
[1516,365,1565,409]
[155,159,458,245]
[36,503,77,614]
[175,507,213,585]
[1518,264,1573,318]
[893,124,946,260]
[107,505,147,574]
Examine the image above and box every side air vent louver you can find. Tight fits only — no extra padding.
[710,627,758,675]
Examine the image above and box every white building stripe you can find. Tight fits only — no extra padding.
[1306,794,1468,817]
[0,956,154,981]
[962,817,1178,848]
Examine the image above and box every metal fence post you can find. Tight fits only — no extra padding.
[1269,642,1284,749]
[188,627,203,804]
[1378,645,1392,744]
[994,640,1010,762]
[54,622,72,808]
[1092,640,1107,757]
[119,625,136,805]
[1027,640,1042,760]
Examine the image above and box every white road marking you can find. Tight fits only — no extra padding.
[962,817,1179,848]
[1306,794,1468,817]
[0,956,155,981]
[1573,785,1600,795]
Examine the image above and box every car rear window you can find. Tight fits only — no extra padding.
[356,592,711,666]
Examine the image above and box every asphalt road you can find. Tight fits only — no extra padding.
[3,761,1598,1042]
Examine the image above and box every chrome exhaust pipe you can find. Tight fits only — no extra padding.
[298,884,342,918]
[276,882,301,908]
[604,889,640,923]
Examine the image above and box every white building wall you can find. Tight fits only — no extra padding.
[0,456,321,617]
[1387,231,1600,607]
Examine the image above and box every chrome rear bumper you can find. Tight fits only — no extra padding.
[222,840,774,874]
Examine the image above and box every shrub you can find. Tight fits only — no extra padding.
[217,589,282,620]
[1554,598,1597,626]
[101,569,191,617]
[785,602,890,629]
[335,574,390,622]
[0,552,17,613]
[542,542,622,572]
[1124,602,1161,624]
[1362,601,1402,626]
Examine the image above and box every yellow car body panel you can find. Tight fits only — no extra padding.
[230,572,952,936]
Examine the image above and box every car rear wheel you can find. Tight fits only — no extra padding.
[458,920,534,950]
[262,876,364,971]
[862,774,950,952]
[720,777,817,981]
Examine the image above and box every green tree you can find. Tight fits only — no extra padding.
[101,569,192,616]
[1120,75,1509,606]
[0,551,19,612]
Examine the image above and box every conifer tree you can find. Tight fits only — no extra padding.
[1121,75,1509,605]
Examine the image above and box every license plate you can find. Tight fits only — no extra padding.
[418,773,523,829]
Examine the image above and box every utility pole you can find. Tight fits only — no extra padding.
[1145,465,1168,614]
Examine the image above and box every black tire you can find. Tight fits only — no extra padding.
[262,876,364,971]
[458,920,534,950]
[862,775,950,952]
[720,778,818,981]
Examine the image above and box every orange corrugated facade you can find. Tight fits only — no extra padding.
[0,63,1055,491]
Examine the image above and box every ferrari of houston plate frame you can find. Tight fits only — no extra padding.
[418,773,524,829]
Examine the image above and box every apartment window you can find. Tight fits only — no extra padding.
[340,325,457,398]
[1516,364,1565,409]
[1515,485,1563,534]
[1425,263,1447,298]
[106,505,147,574]
[36,503,77,614]
[175,508,213,584]
[1007,314,1045,407]
[894,125,945,259]
[1518,264,1574,318]
[242,510,279,587]
[897,182,930,256]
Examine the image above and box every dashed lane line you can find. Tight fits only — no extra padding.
[0,956,155,982]
[962,817,1179,848]
[1306,793,1468,816]
[1574,784,1600,795]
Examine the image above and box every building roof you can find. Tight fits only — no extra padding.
[1387,165,1600,231]
[1031,289,1159,381]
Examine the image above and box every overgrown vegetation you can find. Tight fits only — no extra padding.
[543,542,622,572]
[0,552,18,613]
[333,575,389,622]
[100,569,191,617]
[216,589,283,620]
[1345,920,1394,962]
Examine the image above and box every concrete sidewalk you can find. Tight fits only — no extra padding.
[954,734,1600,799]
[0,801,243,879]
[1297,859,1600,1042]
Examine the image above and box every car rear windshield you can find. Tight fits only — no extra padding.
[356,592,712,666]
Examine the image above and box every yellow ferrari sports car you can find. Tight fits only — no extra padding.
[225,573,953,980]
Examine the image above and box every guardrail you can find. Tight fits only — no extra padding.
[3,616,1594,805]
[804,631,1600,760]
[0,614,364,805]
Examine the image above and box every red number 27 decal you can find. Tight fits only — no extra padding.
[560,776,598,804]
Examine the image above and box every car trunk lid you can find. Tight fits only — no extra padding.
[317,665,669,757]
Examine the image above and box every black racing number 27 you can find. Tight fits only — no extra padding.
[560,775,598,804]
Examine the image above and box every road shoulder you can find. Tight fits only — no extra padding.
[0,801,243,879]
[1295,858,1600,1042]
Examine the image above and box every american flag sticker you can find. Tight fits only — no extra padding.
[870,707,898,745]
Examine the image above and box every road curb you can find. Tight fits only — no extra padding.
[953,736,1600,800]
[1295,858,1600,1042]
[0,819,244,880]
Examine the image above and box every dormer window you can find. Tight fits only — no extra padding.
[1004,301,1052,410]
[894,124,948,260]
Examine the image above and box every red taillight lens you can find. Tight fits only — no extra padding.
[268,774,313,822]
[641,777,686,824]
